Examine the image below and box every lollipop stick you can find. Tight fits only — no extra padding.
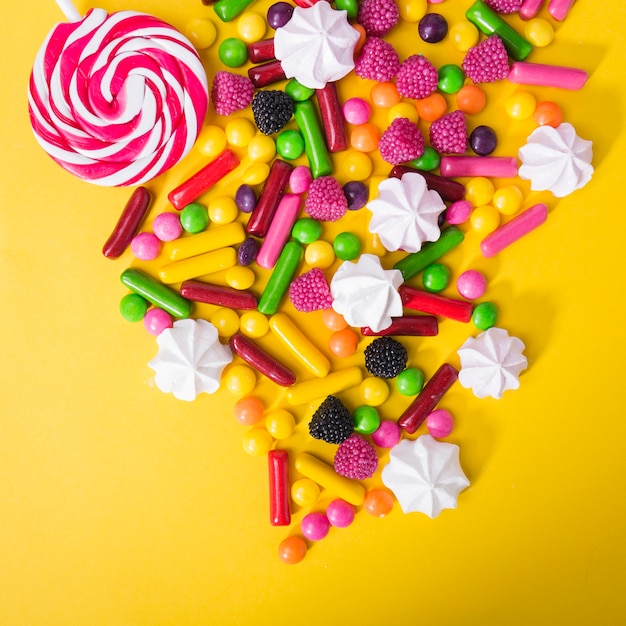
[55,0,82,22]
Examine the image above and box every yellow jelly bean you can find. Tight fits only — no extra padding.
[291,478,320,507]
[360,377,389,406]
[247,134,276,162]
[237,12,266,42]
[184,18,217,49]
[493,185,524,215]
[225,118,256,147]
[242,427,273,456]
[305,240,335,268]
[397,0,427,23]
[196,125,227,157]
[505,92,536,120]
[242,162,270,185]
[449,21,479,52]
[208,196,239,224]
[342,150,373,181]
[240,311,269,338]
[388,102,419,124]
[210,307,240,338]
[224,364,257,395]
[470,205,500,235]
[524,18,554,48]
[265,409,296,439]
[465,177,495,207]
[225,265,255,290]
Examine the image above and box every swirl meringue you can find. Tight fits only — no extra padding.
[518,123,593,198]
[366,172,446,253]
[457,327,528,399]
[330,254,403,332]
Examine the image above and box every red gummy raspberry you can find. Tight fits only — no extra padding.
[305,176,348,222]
[462,35,510,84]
[358,0,399,36]
[289,268,333,312]
[334,434,379,480]
[429,110,468,154]
[395,54,438,100]
[484,0,522,14]
[355,37,401,82]
[378,117,425,165]
[211,71,255,116]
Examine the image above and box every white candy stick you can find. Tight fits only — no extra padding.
[55,0,82,22]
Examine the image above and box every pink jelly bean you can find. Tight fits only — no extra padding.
[427,409,454,438]
[153,212,183,242]
[440,156,519,178]
[457,269,487,300]
[446,200,472,225]
[301,512,330,541]
[131,232,161,260]
[520,0,545,20]
[326,499,355,528]
[342,98,371,125]
[481,203,548,258]
[289,166,313,194]
[256,194,302,269]
[508,62,588,90]
[144,308,173,335]
[372,420,402,448]
[548,0,575,21]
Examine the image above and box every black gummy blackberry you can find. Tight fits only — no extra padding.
[364,336,408,378]
[251,90,293,135]
[308,395,354,444]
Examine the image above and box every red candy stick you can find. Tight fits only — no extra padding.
[316,82,348,153]
[248,60,286,88]
[361,315,439,337]
[398,363,459,434]
[247,38,275,63]
[180,280,258,309]
[102,187,152,259]
[268,450,291,526]
[399,285,474,322]
[229,333,297,387]
[168,150,239,210]
[246,159,293,237]
[389,166,466,202]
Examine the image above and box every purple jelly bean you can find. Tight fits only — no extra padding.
[236,184,257,214]
[238,236,259,266]
[267,2,294,29]
[469,125,498,156]
[343,181,368,211]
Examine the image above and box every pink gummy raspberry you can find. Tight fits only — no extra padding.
[358,0,399,36]
[355,37,401,82]
[378,117,425,165]
[211,71,255,116]
[305,176,348,222]
[462,35,510,84]
[289,268,333,312]
[395,54,438,100]
[429,110,468,154]
[484,0,522,14]
[334,434,379,480]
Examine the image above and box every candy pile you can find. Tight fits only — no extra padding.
[34,0,594,564]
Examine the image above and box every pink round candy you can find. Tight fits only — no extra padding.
[457,269,487,300]
[427,409,454,438]
[343,98,371,125]
[153,212,183,242]
[446,200,472,225]
[289,166,313,194]
[372,420,402,448]
[326,499,355,528]
[130,232,161,260]
[301,512,330,541]
[143,308,173,335]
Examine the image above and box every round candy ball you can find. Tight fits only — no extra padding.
[469,125,497,156]
[277,536,307,564]
[326,499,355,528]
[353,405,381,435]
[457,269,487,300]
[237,12,266,42]
[409,146,440,171]
[267,2,294,29]
[291,478,320,507]
[152,212,183,242]
[289,166,313,193]
[328,328,359,358]
[180,202,209,233]
[472,301,498,330]
[363,489,394,517]
[427,408,454,438]
[276,129,305,160]
[218,37,248,67]
[210,307,240,338]
[360,377,389,406]
[235,184,257,214]
[120,293,148,322]
[239,310,269,338]
[265,409,295,439]
[396,367,424,396]
[418,13,448,43]
[446,199,472,224]
[237,237,259,266]
[143,308,173,335]
[372,420,402,448]
[131,232,160,260]
[422,263,450,292]
[241,427,273,456]
[342,181,368,211]
[301,512,330,541]
[292,218,322,244]
[437,64,464,94]
[223,364,256,396]
[233,396,264,425]
[333,232,361,261]
[343,97,371,125]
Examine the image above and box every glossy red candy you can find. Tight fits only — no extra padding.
[248,60,287,88]
[268,450,291,526]
[361,315,439,336]
[247,38,275,63]
[180,280,258,309]
[399,285,474,322]
[102,187,152,259]
[229,333,296,386]
[389,165,466,202]
[316,82,347,152]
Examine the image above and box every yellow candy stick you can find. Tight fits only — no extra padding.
[269,313,331,378]
[286,366,362,406]
[165,222,245,260]
[159,247,237,284]
[295,453,365,506]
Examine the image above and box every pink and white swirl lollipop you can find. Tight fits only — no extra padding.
[28,0,209,186]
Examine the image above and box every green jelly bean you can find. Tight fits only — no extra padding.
[422,263,451,292]
[353,406,381,435]
[285,79,315,102]
[180,202,209,233]
[258,241,303,315]
[438,64,465,94]
[465,0,533,61]
[394,226,464,281]
[396,368,425,396]
[292,218,322,244]
[276,129,305,160]
[334,0,359,19]
[120,293,149,322]
[218,37,248,67]
[120,269,192,319]
[472,301,498,330]
[333,232,361,261]
[213,0,255,22]
[409,146,440,171]
[293,100,333,178]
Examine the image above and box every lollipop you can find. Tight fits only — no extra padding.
[28,0,209,186]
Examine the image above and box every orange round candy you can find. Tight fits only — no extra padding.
[415,92,447,122]
[233,396,264,425]
[278,536,307,564]
[370,82,401,109]
[533,100,563,128]
[329,327,359,357]
[322,309,348,331]
[350,123,380,152]
[363,489,395,517]
[456,85,486,115]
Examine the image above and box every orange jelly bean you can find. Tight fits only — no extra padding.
[456,85,486,115]
[533,100,563,127]
[329,327,360,357]
[415,92,447,122]
[350,123,381,152]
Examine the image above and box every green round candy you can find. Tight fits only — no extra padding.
[180,202,209,233]
[353,406,381,435]
[422,263,451,292]
[396,368,424,396]
[334,0,358,19]
[218,37,248,68]
[333,232,361,261]
[276,129,305,160]
[285,79,315,102]
[292,218,322,244]
[472,301,498,330]
[409,146,440,171]
[437,64,465,94]
[120,293,149,322]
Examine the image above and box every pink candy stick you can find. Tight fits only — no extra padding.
[256,194,302,269]
[519,0,545,19]
[481,203,548,258]
[548,0,576,21]
[440,156,518,178]
[508,62,587,90]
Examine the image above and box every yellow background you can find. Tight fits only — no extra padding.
[2,1,625,624]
